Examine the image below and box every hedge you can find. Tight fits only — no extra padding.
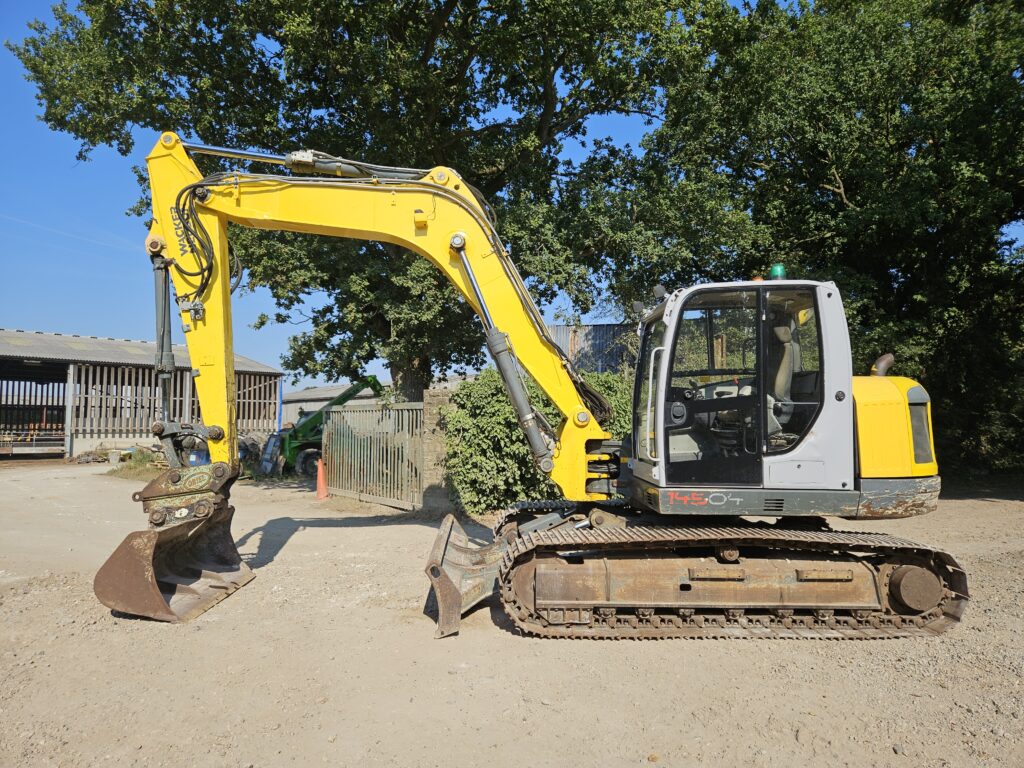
[441,368,633,515]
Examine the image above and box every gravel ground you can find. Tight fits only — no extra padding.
[1,460,1021,767]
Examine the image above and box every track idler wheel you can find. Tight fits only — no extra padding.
[93,463,254,622]
[888,565,945,614]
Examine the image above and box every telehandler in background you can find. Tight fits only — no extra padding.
[258,376,382,477]
[94,133,967,637]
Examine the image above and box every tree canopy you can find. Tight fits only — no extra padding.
[11,0,1024,467]
[10,0,667,397]
[559,0,1024,467]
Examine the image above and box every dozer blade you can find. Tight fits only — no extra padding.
[94,462,254,622]
[425,514,506,638]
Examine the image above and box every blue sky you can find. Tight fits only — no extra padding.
[0,3,647,392]
[0,4,329,388]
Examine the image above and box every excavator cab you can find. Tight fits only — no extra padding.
[629,280,856,514]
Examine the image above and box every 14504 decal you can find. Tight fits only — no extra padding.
[667,491,743,507]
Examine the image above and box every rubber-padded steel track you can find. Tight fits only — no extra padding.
[498,522,969,639]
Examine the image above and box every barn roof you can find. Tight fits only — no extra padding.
[0,328,280,375]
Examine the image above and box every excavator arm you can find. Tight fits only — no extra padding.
[152,131,610,497]
[94,132,612,624]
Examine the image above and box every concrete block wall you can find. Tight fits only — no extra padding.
[420,387,453,513]
[70,436,157,456]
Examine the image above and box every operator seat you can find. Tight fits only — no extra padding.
[768,319,797,431]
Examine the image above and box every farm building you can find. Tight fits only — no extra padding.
[0,328,282,457]
[548,323,634,373]
[281,381,382,425]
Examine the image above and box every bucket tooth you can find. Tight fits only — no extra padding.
[425,514,506,638]
[93,463,254,622]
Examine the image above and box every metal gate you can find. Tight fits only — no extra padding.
[323,402,424,510]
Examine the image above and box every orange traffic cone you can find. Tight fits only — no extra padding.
[316,457,328,501]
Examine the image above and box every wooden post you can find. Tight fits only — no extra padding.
[64,364,76,457]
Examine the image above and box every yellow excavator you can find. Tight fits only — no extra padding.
[94,132,968,638]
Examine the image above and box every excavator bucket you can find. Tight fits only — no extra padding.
[425,514,506,638]
[94,462,254,622]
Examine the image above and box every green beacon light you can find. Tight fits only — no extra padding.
[769,262,787,280]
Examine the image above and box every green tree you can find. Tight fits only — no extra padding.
[11,0,667,397]
[564,0,1024,468]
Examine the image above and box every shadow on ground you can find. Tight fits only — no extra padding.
[235,512,492,569]
[941,475,1024,502]
[239,475,317,492]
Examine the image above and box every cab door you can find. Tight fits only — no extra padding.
[631,311,668,487]
[662,288,763,486]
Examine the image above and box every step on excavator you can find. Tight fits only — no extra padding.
[94,133,968,637]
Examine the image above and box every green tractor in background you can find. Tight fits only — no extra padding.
[258,376,383,477]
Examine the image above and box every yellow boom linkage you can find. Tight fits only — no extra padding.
[94,132,611,623]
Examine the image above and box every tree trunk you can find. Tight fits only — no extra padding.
[389,355,432,402]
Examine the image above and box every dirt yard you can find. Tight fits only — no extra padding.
[1,460,1021,767]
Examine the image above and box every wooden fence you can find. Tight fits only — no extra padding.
[235,372,281,434]
[71,365,189,439]
[323,402,424,510]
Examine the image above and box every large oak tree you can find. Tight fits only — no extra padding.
[559,0,1024,468]
[14,0,1024,470]
[11,0,667,398]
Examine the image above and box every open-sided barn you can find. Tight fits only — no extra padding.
[0,328,282,457]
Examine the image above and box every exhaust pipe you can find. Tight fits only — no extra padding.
[871,353,895,376]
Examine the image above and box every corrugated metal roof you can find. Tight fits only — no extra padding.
[548,323,632,372]
[283,382,375,403]
[0,328,281,375]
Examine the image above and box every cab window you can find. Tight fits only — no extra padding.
[633,318,667,461]
[763,287,823,453]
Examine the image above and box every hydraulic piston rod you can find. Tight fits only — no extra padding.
[180,140,427,180]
